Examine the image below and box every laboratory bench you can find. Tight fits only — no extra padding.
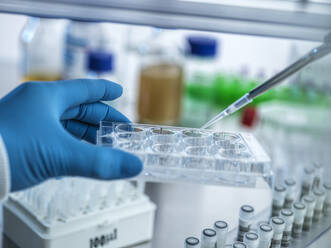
[1,182,330,248]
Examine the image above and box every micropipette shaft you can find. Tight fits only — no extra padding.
[201,33,331,129]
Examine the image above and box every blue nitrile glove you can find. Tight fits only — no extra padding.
[0,79,142,191]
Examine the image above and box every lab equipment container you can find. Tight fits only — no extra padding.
[64,21,104,79]
[21,17,64,82]
[3,178,156,248]
[137,33,183,125]
[97,121,272,189]
[181,35,219,127]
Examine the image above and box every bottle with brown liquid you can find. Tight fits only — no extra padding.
[138,45,183,125]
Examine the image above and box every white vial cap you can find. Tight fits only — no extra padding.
[185,237,200,248]
[201,228,217,246]
[303,195,316,214]
[232,241,247,248]
[243,232,259,247]
[214,220,228,234]
[313,188,326,207]
[280,209,294,225]
[273,184,287,203]
[303,167,315,184]
[240,205,255,220]
[270,217,285,233]
[293,202,306,222]
[258,223,273,241]
[284,178,297,196]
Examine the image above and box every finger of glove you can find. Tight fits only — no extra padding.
[62,120,97,143]
[63,138,143,180]
[56,79,122,110]
[62,102,130,125]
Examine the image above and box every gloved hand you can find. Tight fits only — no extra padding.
[0,79,142,191]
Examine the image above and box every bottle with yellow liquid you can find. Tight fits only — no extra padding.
[21,18,65,82]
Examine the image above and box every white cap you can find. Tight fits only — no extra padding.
[240,205,255,220]
[303,195,316,216]
[232,241,247,248]
[243,232,259,248]
[214,220,228,234]
[185,237,200,248]
[258,223,273,241]
[270,217,285,234]
[303,167,315,185]
[273,184,287,204]
[201,228,217,247]
[293,201,306,223]
[284,178,297,198]
[313,188,326,209]
[280,209,294,227]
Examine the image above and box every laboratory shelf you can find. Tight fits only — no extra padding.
[0,0,331,41]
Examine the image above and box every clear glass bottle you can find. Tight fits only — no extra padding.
[64,21,103,79]
[137,36,183,125]
[21,17,65,82]
[181,35,219,127]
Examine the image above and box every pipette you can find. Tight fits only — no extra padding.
[201,33,331,129]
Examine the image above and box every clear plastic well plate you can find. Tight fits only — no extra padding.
[98,122,272,189]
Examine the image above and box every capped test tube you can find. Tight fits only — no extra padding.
[284,178,297,209]
[280,209,294,247]
[300,167,315,198]
[238,205,255,242]
[292,201,306,238]
[232,241,247,248]
[201,228,217,248]
[323,182,331,216]
[270,216,285,248]
[243,232,259,248]
[312,188,326,222]
[272,184,286,217]
[185,237,200,248]
[214,221,228,248]
[257,223,273,248]
[313,163,323,189]
[302,195,316,231]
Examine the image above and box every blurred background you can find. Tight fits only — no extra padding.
[1,13,330,180]
[0,6,331,246]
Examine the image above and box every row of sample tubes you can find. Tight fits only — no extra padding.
[184,205,272,248]
[11,178,141,224]
[270,163,331,247]
[184,164,331,248]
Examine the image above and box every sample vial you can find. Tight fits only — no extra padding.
[257,223,273,248]
[201,228,217,248]
[284,178,297,209]
[232,241,247,248]
[185,237,200,248]
[323,182,331,216]
[243,232,259,248]
[272,184,286,217]
[214,221,228,248]
[300,167,315,198]
[302,195,316,231]
[313,163,323,189]
[238,205,255,242]
[312,188,326,222]
[280,209,294,247]
[292,201,306,238]
[270,216,285,248]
